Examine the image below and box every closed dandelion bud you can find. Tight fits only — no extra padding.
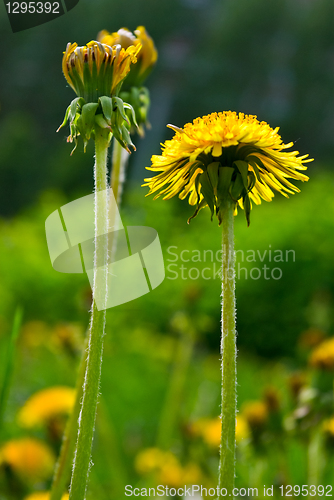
[58,40,141,153]
[144,112,312,225]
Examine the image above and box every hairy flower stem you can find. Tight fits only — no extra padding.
[111,137,130,204]
[51,135,130,500]
[218,199,237,498]
[69,126,109,500]
[50,336,87,500]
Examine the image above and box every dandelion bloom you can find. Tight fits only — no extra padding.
[323,417,334,437]
[192,417,221,447]
[235,416,250,442]
[62,40,141,101]
[24,493,69,500]
[242,401,268,429]
[0,438,55,482]
[97,26,157,86]
[135,447,200,488]
[144,111,311,225]
[18,386,75,428]
[309,337,334,371]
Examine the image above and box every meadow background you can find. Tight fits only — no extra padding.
[0,0,333,498]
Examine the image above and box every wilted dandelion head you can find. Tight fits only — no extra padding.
[144,111,312,225]
[18,386,75,428]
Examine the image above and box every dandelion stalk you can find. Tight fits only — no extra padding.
[69,125,109,500]
[218,198,236,496]
[54,28,157,496]
[50,335,87,500]
[0,306,23,430]
[111,138,130,204]
[50,139,129,500]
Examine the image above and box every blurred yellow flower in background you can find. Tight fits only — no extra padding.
[135,447,168,474]
[192,417,221,447]
[242,401,268,429]
[24,493,69,500]
[191,415,250,446]
[135,447,201,487]
[18,386,75,428]
[0,438,55,483]
[235,415,250,443]
[323,417,334,437]
[309,337,334,371]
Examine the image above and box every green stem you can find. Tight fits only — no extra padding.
[111,137,130,205]
[51,134,130,500]
[218,199,237,497]
[0,306,23,431]
[69,126,109,500]
[50,335,87,500]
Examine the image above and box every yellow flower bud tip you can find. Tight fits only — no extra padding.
[62,40,141,102]
[143,111,312,226]
[97,26,158,86]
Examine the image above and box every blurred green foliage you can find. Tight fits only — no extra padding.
[0,172,333,358]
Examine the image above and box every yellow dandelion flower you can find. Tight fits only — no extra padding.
[158,458,184,488]
[0,438,55,482]
[242,401,268,429]
[309,337,334,371]
[135,448,186,487]
[182,463,202,485]
[18,386,75,428]
[235,415,250,443]
[97,26,158,86]
[24,493,69,500]
[144,111,312,225]
[192,417,221,447]
[62,40,141,101]
[323,417,334,437]
[135,447,176,474]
